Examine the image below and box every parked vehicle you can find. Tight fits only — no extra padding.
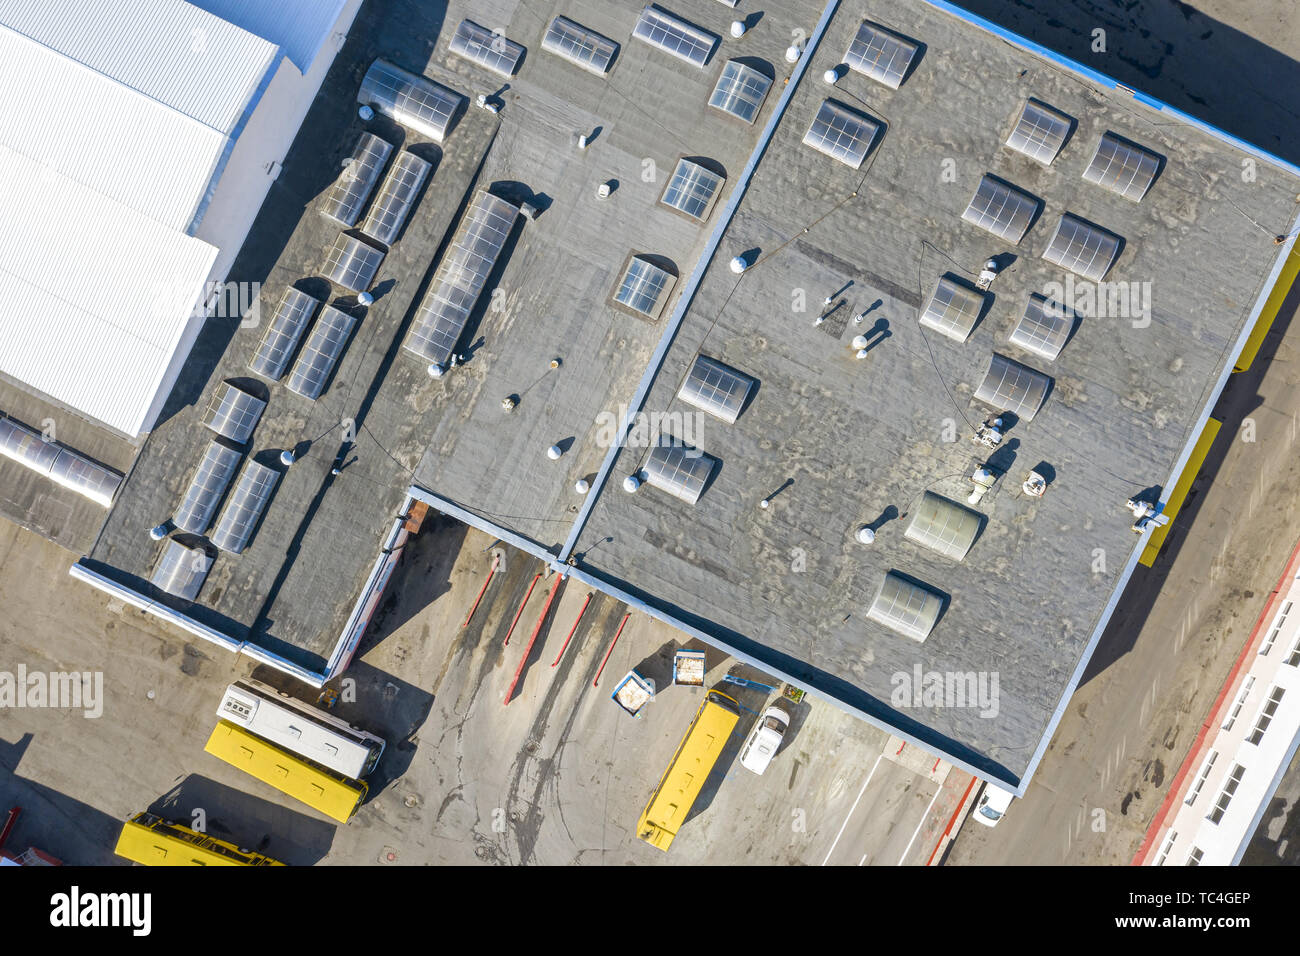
[972,783,1014,827]
[739,706,789,775]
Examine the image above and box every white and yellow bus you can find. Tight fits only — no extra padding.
[204,720,368,824]
[636,689,742,851]
[114,812,284,866]
[217,678,385,778]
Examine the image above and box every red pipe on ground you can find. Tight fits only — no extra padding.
[462,554,500,628]
[593,613,631,688]
[504,575,564,705]
[503,572,542,646]
[552,592,593,667]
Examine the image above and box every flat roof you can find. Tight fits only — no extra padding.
[570,0,1300,782]
[86,0,822,673]
[82,0,1300,784]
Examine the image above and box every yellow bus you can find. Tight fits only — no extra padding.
[114,812,284,866]
[204,719,367,824]
[636,689,742,851]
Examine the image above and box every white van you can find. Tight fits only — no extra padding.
[972,783,1014,827]
[739,706,789,775]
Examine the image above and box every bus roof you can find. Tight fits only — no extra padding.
[204,720,367,824]
[637,691,742,850]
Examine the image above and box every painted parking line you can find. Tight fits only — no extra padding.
[821,754,882,866]
[896,784,943,865]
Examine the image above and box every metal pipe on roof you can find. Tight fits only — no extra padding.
[556,0,844,563]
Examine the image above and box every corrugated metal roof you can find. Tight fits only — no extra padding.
[0,27,231,232]
[0,0,287,436]
[186,0,348,73]
[0,146,217,437]
[0,0,279,134]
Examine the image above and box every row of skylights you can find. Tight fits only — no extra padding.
[1007,99,1163,201]
[636,354,757,508]
[0,414,121,508]
[920,281,1077,362]
[960,174,1125,280]
[249,288,320,381]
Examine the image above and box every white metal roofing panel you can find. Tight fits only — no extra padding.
[0,26,232,232]
[0,0,279,134]
[0,146,217,436]
[185,0,347,73]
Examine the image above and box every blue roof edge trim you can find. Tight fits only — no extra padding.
[921,0,1300,180]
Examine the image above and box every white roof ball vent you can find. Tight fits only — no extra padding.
[823,64,844,85]
[149,524,169,541]
[623,474,641,493]
[730,254,750,274]
[547,444,564,460]
[852,335,869,349]
[358,104,374,121]
[575,479,591,494]
[785,44,801,63]
[856,525,876,544]
[427,362,446,378]
[730,20,746,38]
